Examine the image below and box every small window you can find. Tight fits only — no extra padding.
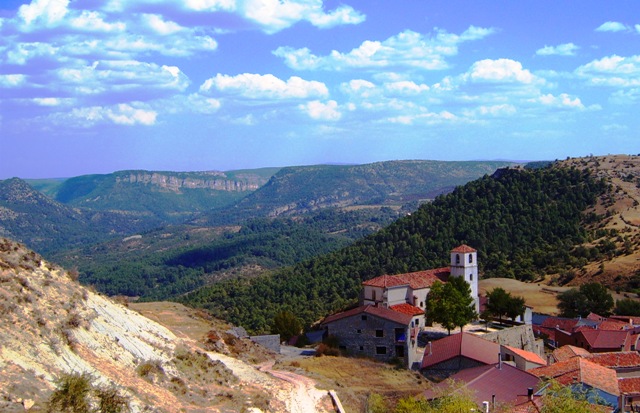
[339,345,346,350]
[376,346,387,355]
[456,254,460,264]
[470,273,473,281]
[415,318,420,326]
[357,329,362,334]
[469,254,473,263]
[376,329,384,338]
[420,301,424,308]
[359,346,364,351]
[362,315,367,321]
[372,290,376,301]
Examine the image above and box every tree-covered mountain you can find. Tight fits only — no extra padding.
[178,165,610,333]
[196,160,516,225]
[46,168,279,222]
[0,178,155,254]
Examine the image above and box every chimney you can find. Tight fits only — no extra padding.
[498,352,502,370]
[528,387,534,401]
[482,401,489,413]
[492,394,496,409]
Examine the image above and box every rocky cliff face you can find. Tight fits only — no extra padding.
[116,172,263,193]
[0,238,327,413]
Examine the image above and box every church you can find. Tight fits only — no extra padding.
[321,245,479,368]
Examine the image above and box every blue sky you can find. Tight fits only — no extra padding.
[1,0,639,179]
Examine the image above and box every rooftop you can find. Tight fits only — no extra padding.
[530,357,620,396]
[362,267,450,290]
[321,304,414,326]
[421,332,500,369]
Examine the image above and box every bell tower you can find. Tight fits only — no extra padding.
[450,245,479,312]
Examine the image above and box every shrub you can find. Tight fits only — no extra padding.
[136,360,165,380]
[95,387,130,413]
[47,372,92,413]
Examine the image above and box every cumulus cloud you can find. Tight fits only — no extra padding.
[240,0,364,33]
[48,103,157,127]
[575,55,640,87]
[465,59,539,84]
[18,0,69,29]
[0,74,27,87]
[532,93,585,109]
[596,21,629,32]
[274,26,495,70]
[536,43,579,56]
[200,73,328,100]
[299,100,341,120]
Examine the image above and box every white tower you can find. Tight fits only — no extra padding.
[450,245,479,313]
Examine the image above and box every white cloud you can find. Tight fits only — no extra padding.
[142,14,183,35]
[68,10,125,33]
[575,55,640,87]
[274,26,495,71]
[0,74,27,87]
[299,100,341,120]
[49,103,157,127]
[200,73,328,100]
[18,0,69,29]
[384,81,429,95]
[108,104,157,125]
[466,59,539,84]
[596,21,629,32]
[533,93,585,109]
[536,43,579,56]
[184,0,236,12]
[5,42,57,65]
[240,0,364,33]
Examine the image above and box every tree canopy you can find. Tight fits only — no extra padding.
[485,287,526,323]
[558,282,614,318]
[427,278,477,334]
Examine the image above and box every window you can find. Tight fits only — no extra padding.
[359,346,364,351]
[420,301,424,308]
[469,254,473,263]
[372,290,376,301]
[362,315,367,321]
[357,329,362,334]
[376,346,387,355]
[455,254,460,264]
[395,345,405,357]
[339,345,346,350]
[415,318,420,326]
[376,329,384,338]
[470,273,473,281]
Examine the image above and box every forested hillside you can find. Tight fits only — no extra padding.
[0,178,155,254]
[67,208,400,299]
[178,166,609,333]
[197,160,515,225]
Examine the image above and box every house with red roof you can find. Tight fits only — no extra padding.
[424,362,540,408]
[530,357,620,409]
[420,332,546,380]
[321,245,480,368]
[320,304,423,368]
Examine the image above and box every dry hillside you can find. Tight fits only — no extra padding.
[0,238,331,413]
[558,155,640,289]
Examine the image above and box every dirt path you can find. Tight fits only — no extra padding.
[258,361,329,413]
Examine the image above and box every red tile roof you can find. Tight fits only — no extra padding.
[451,244,476,253]
[576,329,631,351]
[540,316,579,332]
[503,345,547,366]
[619,377,640,395]
[390,303,424,316]
[321,305,413,326]
[598,319,629,331]
[610,315,640,325]
[425,363,540,406]
[530,357,620,396]
[585,351,640,369]
[362,267,450,290]
[552,345,591,362]
[421,332,500,369]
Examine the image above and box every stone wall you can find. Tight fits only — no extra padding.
[481,325,544,358]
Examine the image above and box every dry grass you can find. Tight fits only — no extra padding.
[279,355,430,413]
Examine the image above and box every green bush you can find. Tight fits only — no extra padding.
[47,373,92,413]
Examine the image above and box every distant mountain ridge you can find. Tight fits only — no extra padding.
[0,178,154,254]
[198,160,517,225]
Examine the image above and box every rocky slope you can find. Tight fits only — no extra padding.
[0,238,331,412]
[557,155,640,289]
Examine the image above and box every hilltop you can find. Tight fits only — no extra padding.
[0,238,329,412]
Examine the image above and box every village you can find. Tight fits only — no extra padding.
[314,245,640,412]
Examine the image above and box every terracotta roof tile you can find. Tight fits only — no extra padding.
[619,377,640,395]
[421,332,500,369]
[598,319,629,331]
[540,316,579,332]
[390,303,424,316]
[585,351,640,369]
[576,329,630,351]
[530,358,619,396]
[503,345,547,366]
[425,363,540,406]
[552,345,591,362]
[451,244,476,253]
[362,267,450,290]
[321,304,414,326]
